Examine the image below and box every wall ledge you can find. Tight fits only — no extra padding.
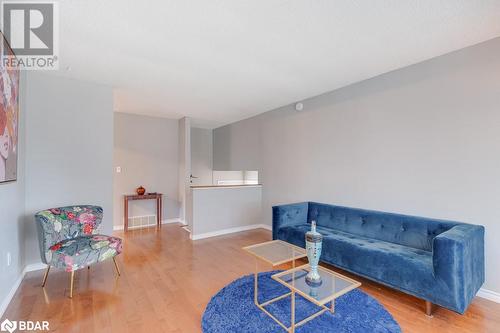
[191,184,262,189]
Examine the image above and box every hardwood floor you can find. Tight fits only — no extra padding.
[3,224,499,332]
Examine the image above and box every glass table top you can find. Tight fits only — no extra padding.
[272,264,361,306]
[242,240,307,266]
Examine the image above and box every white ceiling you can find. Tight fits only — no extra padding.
[53,1,500,128]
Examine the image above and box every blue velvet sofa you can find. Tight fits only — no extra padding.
[272,202,484,314]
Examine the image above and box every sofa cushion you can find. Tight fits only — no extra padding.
[307,202,457,251]
[277,224,444,298]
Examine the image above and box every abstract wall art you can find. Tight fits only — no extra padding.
[0,31,20,183]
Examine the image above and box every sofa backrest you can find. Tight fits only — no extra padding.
[307,202,459,251]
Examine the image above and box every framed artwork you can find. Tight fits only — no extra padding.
[0,31,19,183]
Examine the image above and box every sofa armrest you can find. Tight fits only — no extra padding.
[272,202,309,239]
[432,224,485,312]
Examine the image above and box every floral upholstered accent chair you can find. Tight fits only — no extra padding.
[35,205,122,298]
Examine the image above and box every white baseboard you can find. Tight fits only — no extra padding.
[190,224,271,240]
[113,218,182,231]
[24,262,47,272]
[0,262,47,318]
[477,288,500,303]
[0,271,25,318]
[259,224,272,231]
[163,218,182,224]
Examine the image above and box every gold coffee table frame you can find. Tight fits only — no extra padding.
[243,240,361,332]
[272,264,361,332]
[243,240,307,331]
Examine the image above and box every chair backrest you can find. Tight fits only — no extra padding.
[35,205,103,263]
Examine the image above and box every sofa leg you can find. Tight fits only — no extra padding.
[425,300,433,316]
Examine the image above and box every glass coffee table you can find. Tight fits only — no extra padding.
[243,240,307,330]
[243,240,361,332]
[272,264,361,332]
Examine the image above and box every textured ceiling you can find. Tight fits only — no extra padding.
[51,1,500,128]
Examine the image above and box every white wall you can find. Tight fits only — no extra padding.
[113,113,180,227]
[213,37,500,294]
[191,186,262,239]
[0,72,26,315]
[190,127,213,186]
[23,73,114,266]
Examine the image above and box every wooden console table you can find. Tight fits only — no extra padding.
[124,193,163,231]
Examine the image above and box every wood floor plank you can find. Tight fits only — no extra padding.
[2,224,498,332]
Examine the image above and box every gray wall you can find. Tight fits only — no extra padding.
[190,127,213,186]
[0,72,26,315]
[24,73,114,265]
[114,112,180,226]
[213,115,261,171]
[213,37,500,293]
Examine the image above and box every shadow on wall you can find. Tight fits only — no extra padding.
[163,197,181,220]
[23,211,41,266]
[16,214,26,269]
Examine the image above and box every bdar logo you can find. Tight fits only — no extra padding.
[0,319,17,333]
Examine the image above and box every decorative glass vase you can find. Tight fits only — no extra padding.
[305,220,323,286]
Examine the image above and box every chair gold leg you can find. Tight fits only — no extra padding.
[113,257,121,276]
[41,266,50,287]
[69,271,75,299]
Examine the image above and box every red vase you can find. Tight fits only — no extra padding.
[136,186,146,195]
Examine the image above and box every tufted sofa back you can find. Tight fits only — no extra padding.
[307,202,458,251]
[35,205,103,263]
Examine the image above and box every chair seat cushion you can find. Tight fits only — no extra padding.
[277,224,441,298]
[47,235,122,272]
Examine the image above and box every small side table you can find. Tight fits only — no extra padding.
[124,193,163,231]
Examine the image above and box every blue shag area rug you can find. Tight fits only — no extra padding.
[202,271,401,333]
